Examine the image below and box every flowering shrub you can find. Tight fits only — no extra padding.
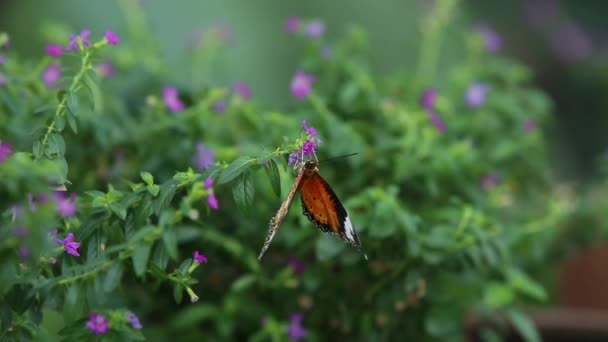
[0,1,570,341]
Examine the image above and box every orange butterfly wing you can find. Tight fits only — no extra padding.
[300,171,367,259]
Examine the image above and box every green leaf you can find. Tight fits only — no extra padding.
[62,285,83,323]
[66,93,79,117]
[506,267,547,301]
[173,284,184,304]
[46,133,65,158]
[132,243,152,277]
[264,159,281,197]
[103,262,123,292]
[147,184,160,197]
[231,274,256,291]
[506,309,541,342]
[232,170,254,213]
[109,202,127,220]
[153,180,178,215]
[54,115,65,132]
[162,229,178,260]
[140,171,154,185]
[32,140,43,159]
[66,109,78,133]
[218,156,256,184]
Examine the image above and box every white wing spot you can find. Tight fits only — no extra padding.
[343,216,356,244]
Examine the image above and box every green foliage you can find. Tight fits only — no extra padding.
[0,2,571,341]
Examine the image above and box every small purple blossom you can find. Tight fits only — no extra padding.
[207,193,219,210]
[66,29,91,52]
[13,227,28,236]
[301,140,317,156]
[288,152,299,166]
[105,31,120,45]
[162,86,185,112]
[193,250,208,264]
[287,256,305,274]
[285,16,301,34]
[45,43,63,58]
[480,173,500,190]
[96,63,114,78]
[86,312,109,335]
[193,143,215,170]
[55,192,77,218]
[290,71,315,99]
[477,23,501,52]
[305,20,325,38]
[301,120,319,141]
[234,81,252,100]
[523,119,537,132]
[0,141,12,163]
[63,233,81,256]
[465,82,489,108]
[420,88,446,132]
[19,245,29,259]
[288,312,308,341]
[204,176,214,190]
[42,64,62,87]
[551,22,593,63]
[0,55,5,64]
[127,311,142,329]
[212,99,227,113]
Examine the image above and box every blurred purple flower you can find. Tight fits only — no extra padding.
[288,312,308,341]
[301,120,319,142]
[86,312,109,335]
[0,72,5,87]
[523,119,537,132]
[62,233,81,256]
[551,22,593,63]
[301,140,317,156]
[13,226,28,236]
[284,16,301,34]
[480,173,500,190]
[212,99,227,113]
[96,63,114,78]
[194,143,215,170]
[42,64,62,87]
[477,23,501,52]
[207,193,219,210]
[193,250,208,264]
[287,256,305,274]
[66,29,91,51]
[127,311,142,329]
[204,176,214,190]
[0,55,5,64]
[288,152,299,166]
[465,82,489,108]
[420,88,446,132]
[290,71,315,99]
[0,141,12,163]
[524,0,558,29]
[19,245,29,259]
[55,192,77,218]
[234,81,252,100]
[105,31,119,45]
[163,86,184,112]
[45,43,63,58]
[305,20,325,38]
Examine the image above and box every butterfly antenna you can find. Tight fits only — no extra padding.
[317,153,359,164]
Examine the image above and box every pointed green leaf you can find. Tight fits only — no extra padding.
[132,243,152,277]
[103,262,123,292]
[264,159,281,197]
[232,171,254,213]
[218,156,256,184]
[140,171,154,185]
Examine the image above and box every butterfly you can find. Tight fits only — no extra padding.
[258,159,367,260]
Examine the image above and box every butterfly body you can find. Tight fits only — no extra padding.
[258,160,366,260]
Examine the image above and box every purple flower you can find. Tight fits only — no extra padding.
[19,245,29,259]
[0,55,5,64]
[288,152,299,166]
[477,23,501,52]
[96,63,114,78]
[551,22,593,63]
[13,226,28,236]
[207,193,219,210]
[480,173,500,190]
[55,192,77,218]
[62,233,81,256]
[193,143,215,170]
[45,43,63,58]
[284,16,301,34]
[420,88,446,132]
[290,71,315,99]
[127,311,142,329]
[163,86,185,112]
[288,312,308,341]
[234,81,252,100]
[464,82,489,108]
[105,31,120,45]
[523,119,537,132]
[204,177,214,190]
[86,312,109,335]
[193,250,208,264]
[66,29,91,51]
[305,20,325,38]
[301,120,319,141]
[42,64,62,87]
[0,141,12,163]
[301,140,317,156]
[212,99,227,113]
[287,256,305,274]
